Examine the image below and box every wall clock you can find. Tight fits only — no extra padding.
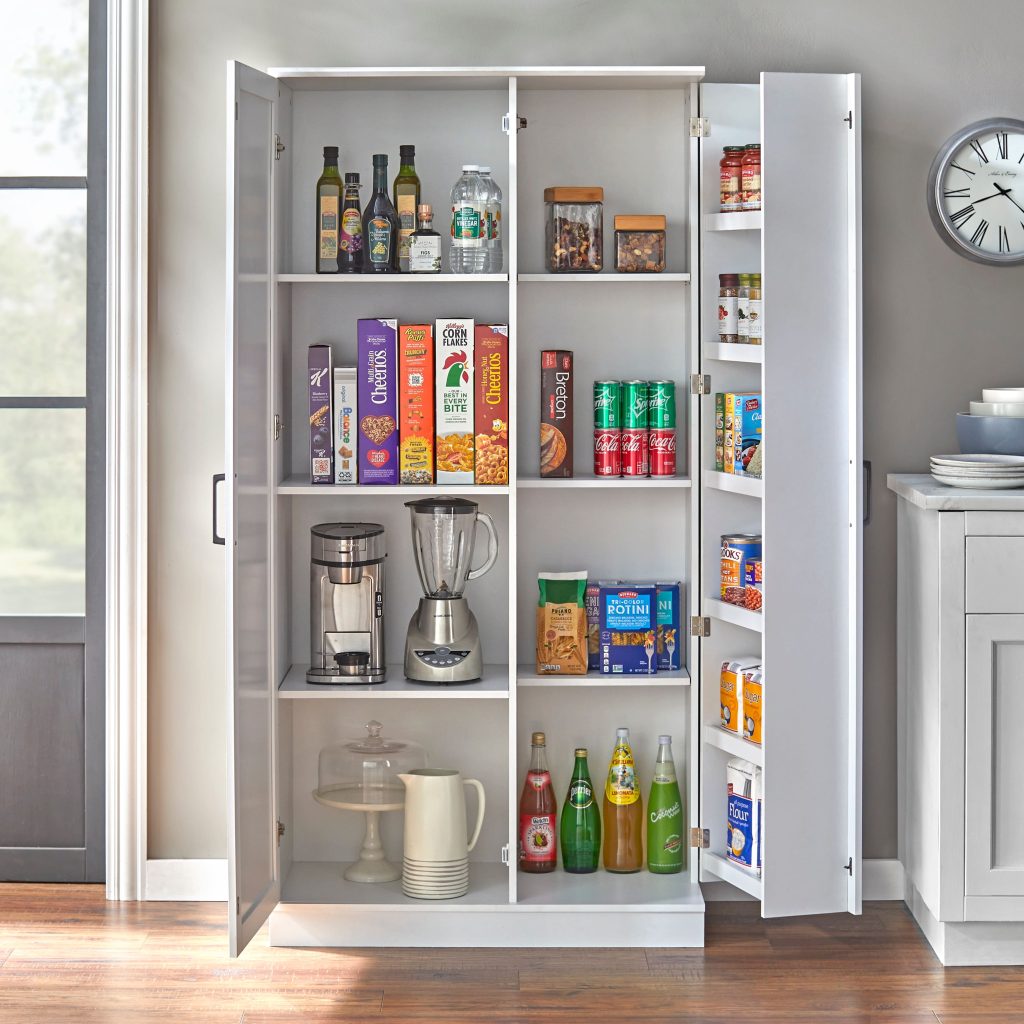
[927,117,1024,266]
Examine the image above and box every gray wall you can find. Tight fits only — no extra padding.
[149,0,1024,861]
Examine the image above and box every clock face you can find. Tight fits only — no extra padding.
[928,118,1024,266]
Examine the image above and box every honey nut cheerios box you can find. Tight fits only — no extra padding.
[399,324,434,485]
[473,325,509,485]
[435,318,475,484]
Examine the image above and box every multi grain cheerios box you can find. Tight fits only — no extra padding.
[399,324,434,485]
[357,318,398,485]
[435,318,475,484]
[474,324,509,485]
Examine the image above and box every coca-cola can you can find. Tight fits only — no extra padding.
[621,428,649,476]
[594,428,621,476]
[649,428,677,477]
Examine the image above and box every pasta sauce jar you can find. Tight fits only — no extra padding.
[741,144,761,211]
[719,147,744,211]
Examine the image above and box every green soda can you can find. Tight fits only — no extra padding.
[647,734,685,873]
[560,748,601,873]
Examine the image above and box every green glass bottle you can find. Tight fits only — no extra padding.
[392,144,421,272]
[560,747,601,873]
[647,734,685,874]
[315,146,342,274]
[363,154,400,273]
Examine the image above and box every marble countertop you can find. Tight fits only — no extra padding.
[888,473,1024,511]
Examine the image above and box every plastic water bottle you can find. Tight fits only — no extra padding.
[478,166,503,274]
[449,165,487,274]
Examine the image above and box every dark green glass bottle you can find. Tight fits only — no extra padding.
[338,172,363,274]
[560,748,601,873]
[362,153,400,273]
[392,144,421,272]
[315,146,342,274]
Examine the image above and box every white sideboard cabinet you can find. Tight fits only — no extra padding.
[891,474,1024,966]
[222,63,864,957]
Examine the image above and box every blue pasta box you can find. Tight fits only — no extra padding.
[656,581,682,671]
[599,583,658,675]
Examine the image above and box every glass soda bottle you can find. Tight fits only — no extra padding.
[449,164,487,274]
[519,731,557,873]
[602,727,644,873]
[478,165,503,273]
[560,747,600,873]
[647,734,685,874]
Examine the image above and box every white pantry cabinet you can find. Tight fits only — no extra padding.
[224,64,862,956]
[891,475,1024,966]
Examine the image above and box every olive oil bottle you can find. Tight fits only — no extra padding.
[314,146,342,274]
[392,144,421,272]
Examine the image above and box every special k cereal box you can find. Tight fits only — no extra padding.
[435,318,474,484]
[399,325,434,485]
[474,325,509,485]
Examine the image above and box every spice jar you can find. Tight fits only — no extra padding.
[719,274,739,343]
[737,273,752,341]
[741,145,761,211]
[719,147,744,212]
[614,215,666,273]
[544,187,603,272]
[748,273,763,345]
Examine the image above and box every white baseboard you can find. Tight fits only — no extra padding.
[863,858,904,901]
[145,859,227,901]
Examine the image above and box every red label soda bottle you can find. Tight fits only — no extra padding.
[593,381,621,476]
[621,381,649,477]
[648,380,677,477]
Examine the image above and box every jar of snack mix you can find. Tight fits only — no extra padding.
[719,147,744,212]
[614,215,666,273]
[545,187,603,273]
[741,145,761,211]
[719,273,740,343]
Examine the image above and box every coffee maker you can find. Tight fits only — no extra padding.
[307,523,386,684]
[404,497,498,683]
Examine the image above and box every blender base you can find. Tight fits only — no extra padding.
[403,597,484,684]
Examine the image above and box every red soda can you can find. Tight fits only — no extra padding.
[649,429,677,476]
[593,381,621,476]
[648,380,676,477]
[621,380,649,477]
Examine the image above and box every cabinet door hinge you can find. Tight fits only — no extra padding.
[844,110,853,129]
[501,113,527,135]
[272,413,282,441]
[276,820,286,845]
[500,843,510,865]
[690,373,711,395]
[236,896,241,914]
[844,856,853,875]
[690,615,711,638]
[689,116,710,138]
[690,827,710,849]
[274,133,285,160]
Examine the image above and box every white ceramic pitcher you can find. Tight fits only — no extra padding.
[398,769,485,862]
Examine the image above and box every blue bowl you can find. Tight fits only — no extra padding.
[956,412,1024,456]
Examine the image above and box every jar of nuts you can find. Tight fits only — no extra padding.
[614,215,666,273]
[544,187,603,273]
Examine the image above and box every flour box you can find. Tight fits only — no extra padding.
[357,319,398,485]
[599,583,658,675]
[726,757,762,873]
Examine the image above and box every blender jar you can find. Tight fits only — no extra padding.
[405,497,499,598]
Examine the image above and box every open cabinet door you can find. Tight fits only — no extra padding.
[226,61,279,956]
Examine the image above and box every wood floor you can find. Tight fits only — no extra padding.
[1,887,1023,1023]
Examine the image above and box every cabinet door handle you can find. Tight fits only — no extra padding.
[863,460,872,526]
[212,473,226,545]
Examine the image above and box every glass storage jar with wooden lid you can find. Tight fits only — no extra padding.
[545,186,603,273]
[614,215,666,273]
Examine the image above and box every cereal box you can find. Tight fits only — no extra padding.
[435,318,475,484]
[308,344,333,484]
[599,584,658,675]
[726,758,762,873]
[333,366,357,484]
[356,319,398,485]
[715,392,725,472]
[720,657,760,733]
[724,392,762,476]
[655,581,682,671]
[399,325,434,485]
[742,665,764,744]
[474,324,509,485]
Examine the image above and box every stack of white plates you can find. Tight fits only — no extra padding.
[402,857,469,900]
[930,454,1024,489]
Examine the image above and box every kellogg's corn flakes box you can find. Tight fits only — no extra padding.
[435,318,474,484]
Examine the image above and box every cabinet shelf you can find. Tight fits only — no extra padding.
[517,273,690,284]
[279,664,510,698]
[517,665,689,688]
[276,273,508,284]
[703,211,762,232]
[702,470,763,498]
[516,869,704,910]
[517,475,691,490]
[276,475,509,496]
[701,852,762,899]
[703,342,764,364]
[705,598,764,633]
[703,724,764,766]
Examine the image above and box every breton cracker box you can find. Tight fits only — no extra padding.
[356,319,398,485]
[399,325,434,485]
[333,367,358,484]
[434,318,475,484]
[599,583,658,675]
[474,324,509,485]
[308,344,334,484]
[540,350,573,478]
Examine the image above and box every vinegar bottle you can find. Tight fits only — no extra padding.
[519,731,557,873]
[603,727,644,873]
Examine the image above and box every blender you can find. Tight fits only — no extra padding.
[404,497,499,683]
